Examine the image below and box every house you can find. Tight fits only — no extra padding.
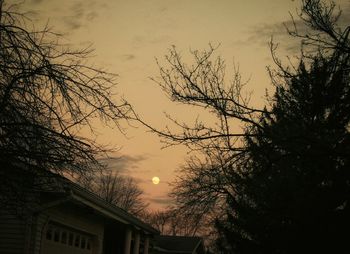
[0,171,159,254]
[153,235,205,254]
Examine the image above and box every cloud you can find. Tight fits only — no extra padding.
[120,54,136,62]
[244,19,307,50]
[58,0,108,30]
[23,0,107,31]
[61,1,90,30]
[131,34,173,49]
[134,178,149,184]
[148,196,173,205]
[158,6,168,13]
[99,154,148,174]
[244,4,350,52]
[86,11,98,21]
[63,19,82,30]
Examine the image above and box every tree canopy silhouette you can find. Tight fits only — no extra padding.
[138,0,350,253]
[0,1,132,207]
[217,53,350,253]
[79,170,149,216]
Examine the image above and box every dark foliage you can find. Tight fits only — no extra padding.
[138,0,350,253]
[217,53,350,253]
[216,1,350,252]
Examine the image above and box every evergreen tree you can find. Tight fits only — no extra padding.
[136,1,350,252]
[217,51,350,253]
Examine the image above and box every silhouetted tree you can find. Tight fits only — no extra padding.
[0,1,132,208]
[142,207,208,237]
[135,40,264,245]
[168,152,236,247]
[142,210,170,234]
[217,53,350,253]
[215,2,350,252]
[80,170,149,216]
[137,0,350,253]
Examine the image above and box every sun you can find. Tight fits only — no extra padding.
[152,176,160,185]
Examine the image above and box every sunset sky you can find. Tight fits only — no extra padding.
[17,0,349,210]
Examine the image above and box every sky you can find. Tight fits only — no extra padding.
[16,0,350,210]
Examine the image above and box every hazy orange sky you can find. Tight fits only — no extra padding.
[17,0,349,210]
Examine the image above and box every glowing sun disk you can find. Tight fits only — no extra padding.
[152,176,160,185]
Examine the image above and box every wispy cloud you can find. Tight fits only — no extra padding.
[131,34,173,49]
[25,0,109,31]
[63,19,82,30]
[148,196,173,206]
[61,0,105,30]
[99,154,148,174]
[244,19,307,50]
[243,4,350,52]
[120,54,136,62]
[86,11,98,21]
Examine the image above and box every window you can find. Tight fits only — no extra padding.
[81,237,86,249]
[45,221,94,251]
[86,238,91,250]
[74,235,80,247]
[46,226,53,240]
[54,229,60,242]
[68,232,74,246]
[61,231,67,244]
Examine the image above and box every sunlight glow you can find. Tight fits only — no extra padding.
[152,176,160,185]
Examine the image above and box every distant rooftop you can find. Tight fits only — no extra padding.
[154,235,205,254]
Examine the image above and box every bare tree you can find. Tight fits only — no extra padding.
[0,1,132,175]
[137,43,265,151]
[132,43,263,246]
[287,0,350,56]
[0,1,133,208]
[132,43,263,232]
[80,170,149,216]
[142,210,171,234]
[135,0,350,252]
[142,206,210,237]
[142,207,218,251]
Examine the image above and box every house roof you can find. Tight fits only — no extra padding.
[36,171,159,235]
[154,235,205,254]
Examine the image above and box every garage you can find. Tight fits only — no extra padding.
[41,222,95,254]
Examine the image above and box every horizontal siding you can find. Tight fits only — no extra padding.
[43,204,105,254]
[46,206,104,234]
[0,212,25,254]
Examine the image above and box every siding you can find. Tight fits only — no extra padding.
[41,203,105,254]
[0,211,26,254]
